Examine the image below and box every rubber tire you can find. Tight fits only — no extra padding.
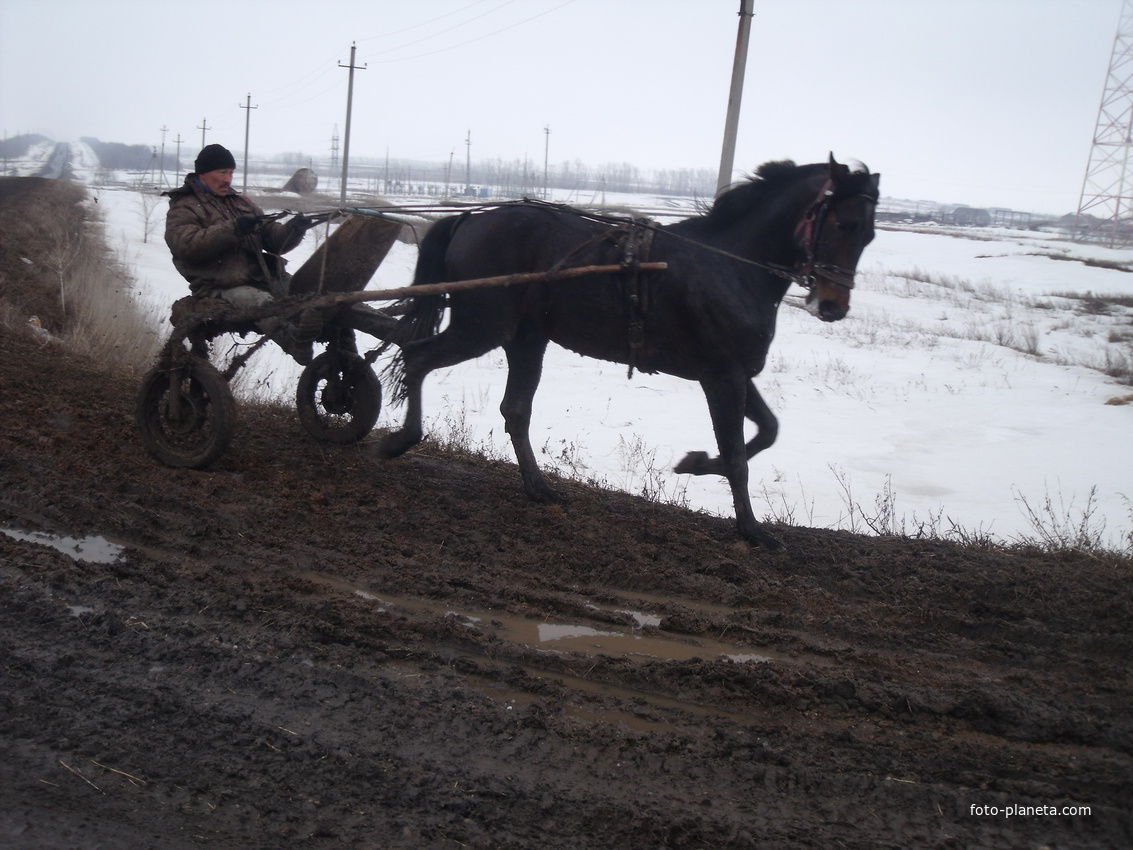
[136,357,236,468]
[296,351,382,444]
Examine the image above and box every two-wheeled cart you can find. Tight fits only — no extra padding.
[135,209,665,469]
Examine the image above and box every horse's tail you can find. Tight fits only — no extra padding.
[383,213,465,402]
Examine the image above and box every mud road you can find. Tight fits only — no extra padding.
[1,324,1130,849]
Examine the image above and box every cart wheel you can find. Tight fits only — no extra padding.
[297,351,382,444]
[136,357,236,468]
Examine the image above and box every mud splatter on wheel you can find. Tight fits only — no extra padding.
[296,351,381,444]
[136,356,236,468]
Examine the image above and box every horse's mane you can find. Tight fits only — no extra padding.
[699,161,817,226]
[698,159,875,230]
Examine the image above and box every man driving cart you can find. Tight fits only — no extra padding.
[164,143,322,364]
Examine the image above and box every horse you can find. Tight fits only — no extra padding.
[380,155,880,549]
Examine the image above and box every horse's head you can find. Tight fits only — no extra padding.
[795,154,880,322]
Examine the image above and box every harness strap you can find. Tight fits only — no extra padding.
[621,219,656,378]
[793,178,834,288]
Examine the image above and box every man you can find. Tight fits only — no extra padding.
[164,143,319,363]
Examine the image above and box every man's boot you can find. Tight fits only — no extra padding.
[269,323,313,365]
[294,307,327,345]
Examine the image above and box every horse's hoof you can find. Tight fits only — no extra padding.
[674,451,717,476]
[377,431,421,459]
[738,522,785,551]
[759,533,785,552]
[749,530,785,551]
[526,482,568,505]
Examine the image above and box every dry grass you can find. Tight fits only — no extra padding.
[0,176,160,374]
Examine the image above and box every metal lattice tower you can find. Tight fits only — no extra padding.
[1076,0,1133,246]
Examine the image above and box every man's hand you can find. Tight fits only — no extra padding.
[235,215,260,235]
[288,214,315,232]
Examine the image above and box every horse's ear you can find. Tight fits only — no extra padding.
[828,152,849,179]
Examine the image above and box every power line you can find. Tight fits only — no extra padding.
[360,0,576,65]
[357,0,521,59]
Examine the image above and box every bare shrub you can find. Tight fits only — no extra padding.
[0,176,160,373]
[1012,485,1114,553]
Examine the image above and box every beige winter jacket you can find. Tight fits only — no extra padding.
[164,175,303,294]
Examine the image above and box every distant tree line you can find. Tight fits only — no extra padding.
[266,151,718,198]
[10,132,716,199]
[1,133,51,159]
[80,138,152,170]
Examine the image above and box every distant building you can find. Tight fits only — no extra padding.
[948,206,991,226]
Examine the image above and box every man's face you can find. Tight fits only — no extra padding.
[199,169,234,196]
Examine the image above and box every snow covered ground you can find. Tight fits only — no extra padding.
[56,142,1133,551]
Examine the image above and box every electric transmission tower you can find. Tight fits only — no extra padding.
[1075,0,1133,247]
[329,127,340,191]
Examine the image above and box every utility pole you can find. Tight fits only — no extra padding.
[1075,0,1133,247]
[173,134,184,178]
[338,42,366,204]
[465,130,472,196]
[543,125,551,200]
[159,125,168,187]
[716,0,754,196]
[239,93,258,192]
[197,118,211,149]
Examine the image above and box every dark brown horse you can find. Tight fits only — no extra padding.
[381,156,880,549]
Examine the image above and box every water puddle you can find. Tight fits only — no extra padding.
[296,571,788,665]
[1,527,125,564]
[298,570,820,731]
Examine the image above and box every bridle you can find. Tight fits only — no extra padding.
[792,178,877,292]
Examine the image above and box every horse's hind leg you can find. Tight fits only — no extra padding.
[501,332,562,503]
[674,379,778,476]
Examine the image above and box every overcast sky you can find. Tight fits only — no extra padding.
[0,0,1123,213]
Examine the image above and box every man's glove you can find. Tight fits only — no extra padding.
[235,215,260,236]
[288,213,314,232]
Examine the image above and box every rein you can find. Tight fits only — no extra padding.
[282,186,874,292]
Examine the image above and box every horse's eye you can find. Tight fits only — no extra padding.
[837,219,856,233]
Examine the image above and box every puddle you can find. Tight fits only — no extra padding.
[297,571,792,665]
[1,527,125,564]
[298,571,812,731]
[585,603,662,628]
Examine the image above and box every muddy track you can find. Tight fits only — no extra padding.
[0,324,1130,849]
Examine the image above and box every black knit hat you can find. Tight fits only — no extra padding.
[194,144,236,174]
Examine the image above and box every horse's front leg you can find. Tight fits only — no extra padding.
[674,379,778,476]
[501,333,563,503]
[694,373,783,550]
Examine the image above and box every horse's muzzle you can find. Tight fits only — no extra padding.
[805,287,850,322]
[816,300,849,322]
